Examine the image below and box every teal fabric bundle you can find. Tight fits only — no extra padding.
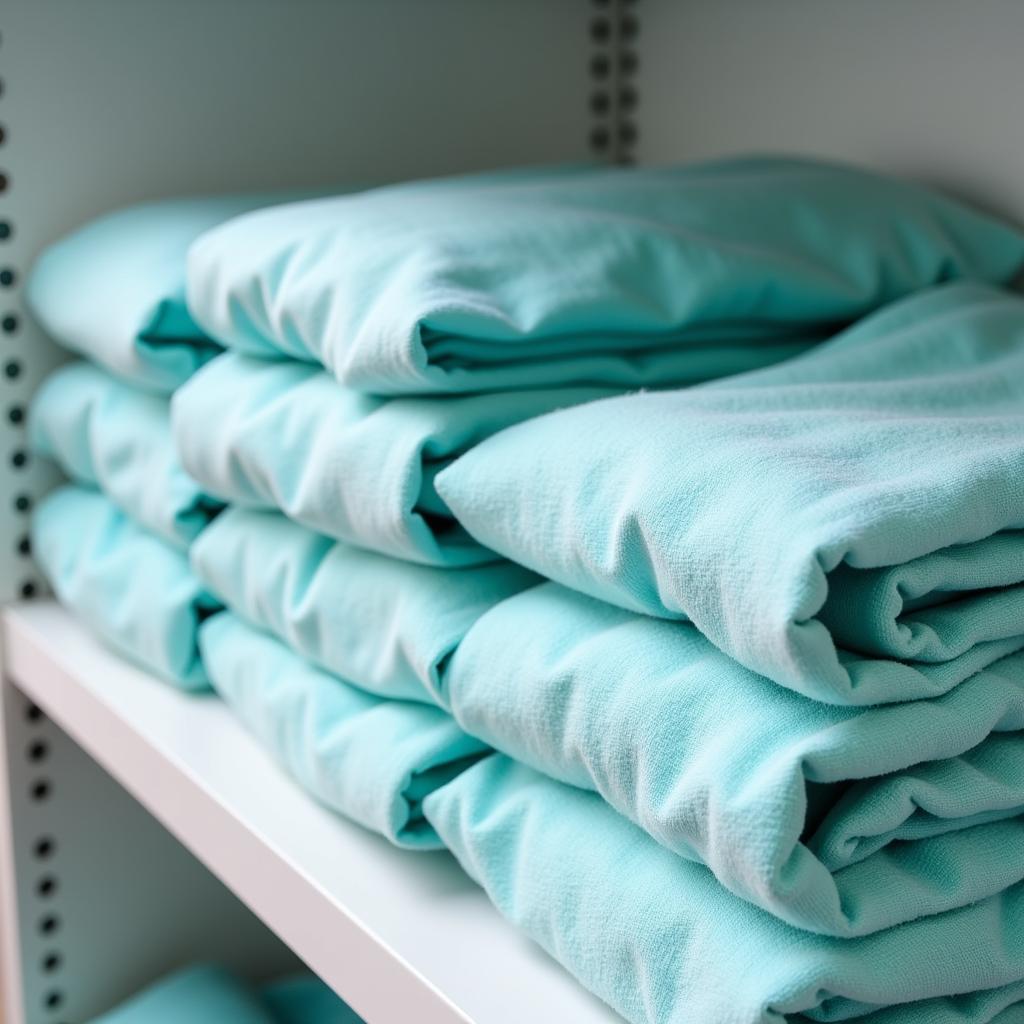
[186,156,1024,396]
[440,283,1024,705]
[172,351,613,565]
[448,582,1024,936]
[425,756,1024,1024]
[33,486,218,688]
[261,974,365,1024]
[201,612,488,847]
[30,361,222,548]
[189,507,537,705]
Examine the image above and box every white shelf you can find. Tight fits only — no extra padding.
[0,601,622,1024]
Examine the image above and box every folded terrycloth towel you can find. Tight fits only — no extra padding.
[30,362,222,548]
[189,508,537,705]
[440,283,1024,705]
[201,612,487,847]
[448,582,1024,936]
[186,156,1024,396]
[26,191,340,393]
[34,486,218,688]
[426,755,1024,1024]
[173,352,613,565]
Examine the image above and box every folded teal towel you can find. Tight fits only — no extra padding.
[440,283,1024,705]
[201,612,487,847]
[186,156,1024,396]
[34,486,218,688]
[172,352,613,565]
[88,964,277,1024]
[426,756,1024,1024]
[449,582,1024,936]
[261,974,364,1024]
[30,362,222,548]
[189,508,537,705]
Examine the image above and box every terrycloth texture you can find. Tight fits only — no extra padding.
[261,975,365,1024]
[173,352,613,565]
[186,155,1024,396]
[448,582,1024,936]
[201,612,487,847]
[30,361,222,548]
[190,508,537,705]
[440,283,1024,705]
[34,486,217,688]
[426,756,1024,1024]
[88,965,276,1024]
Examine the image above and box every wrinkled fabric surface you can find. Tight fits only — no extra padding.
[201,612,488,847]
[186,157,1024,396]
[448,582,1024,935]
[439,283,1024,705]
[31,361,222,548]
[33,486,218,688]
[173,351,613,565]
[425,756,1024,1024]
[189,508,537,705]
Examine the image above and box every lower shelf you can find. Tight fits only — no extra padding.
[0,601,621,1024]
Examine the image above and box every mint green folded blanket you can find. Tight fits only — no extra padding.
[30,362,222,548]
[425,756,1024,1024]
[186,156,1024,396]
[200,612,487,848]
[34,486,218,688]
[189,508,537,705]
[172,352,613,565]
[440,283,1024,705]
[448,582,1024,936]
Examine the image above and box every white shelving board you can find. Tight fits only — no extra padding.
[0,601,622,1024]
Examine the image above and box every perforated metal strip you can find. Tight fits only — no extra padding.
[587,0,639,164]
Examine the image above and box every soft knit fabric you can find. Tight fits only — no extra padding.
[172,351,613,565]
[189,508,537,705]
[448,582,1024,936]
[186,156,1024,396]
[439,283,1024,705]
[201,613,487,848]
[33,486,218,688]
[425,756,1024,1024]
[30,361,222,548]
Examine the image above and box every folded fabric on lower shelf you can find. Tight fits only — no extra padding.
[33,486,219,688]
[189,507,537,705]
[200,612,488,848]
[30,361,223,549]
[186,156,1024,396]
[426,755,1024,1024]
[448,582,1024,936]
[439,282,1024,706]
[172,351,615,566]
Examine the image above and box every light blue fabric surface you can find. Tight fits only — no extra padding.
[88,965,276,1024]
[33,485,218,688]
[187,156,1024,396]
[448,582,1024,936]
[201,612,487,847]
[189,508,537,705]
[425,755,1024,1024]
[30,361,222,548]
[172,351,614,565]
[440,283,1024,705]
[260,974,364,1024]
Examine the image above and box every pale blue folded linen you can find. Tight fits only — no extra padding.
[439,283,1024,705]
[26,190,343,393]
[448,582,1024,936]
[189,508,537,705]
[201,612,487,847]
[172,352,614,565]
[425,755,1024,1024]
[30,361,222,548]
[186,156,1024,396]
[33,486,218,688]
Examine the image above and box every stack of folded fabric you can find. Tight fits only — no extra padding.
[27,156,1024,1023]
